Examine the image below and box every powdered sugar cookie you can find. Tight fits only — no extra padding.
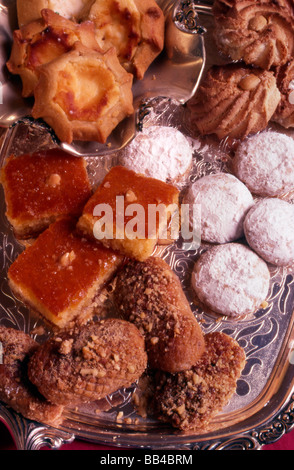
[119,126,193,184]
[233,131,294,197]
[192,243,270,318]
[183,173,254,244]
[244,198,294,267]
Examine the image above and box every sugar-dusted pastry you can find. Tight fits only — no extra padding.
[233,130,294,197]
[76,166,179,261]
[183,173,254,244]
[188,64,281,141]
[119,126,193,184]
[81,0,164,79]
[213,0,294,70]
[0,149,92,239]
[16,0,91,27]
[113,257,205,373]
[0,326,64,426]
[32,42,134,144]
[244,198,294,267]
[150,332,246,431]
[8,217,123,328]
[7,9,99,97]
[272,59,294,129]
[28,318,147,406]
[192,243,270,318]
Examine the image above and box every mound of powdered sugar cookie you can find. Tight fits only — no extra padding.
[119,126,193,183]
[233,130,294,197]
[244,198,294,267]
[183,173,254,244]
[192,243,270,318]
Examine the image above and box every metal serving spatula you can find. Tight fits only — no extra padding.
[0,0,210,156]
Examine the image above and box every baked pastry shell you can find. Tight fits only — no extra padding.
[7,9,100,98]
[31,43,134,144]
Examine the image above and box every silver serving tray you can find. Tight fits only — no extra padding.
[1,0,294,451]
[0,0,206,156]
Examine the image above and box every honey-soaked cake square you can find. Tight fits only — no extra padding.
[8,217,123,328]
[77,166,180,261]
[0,149,92,239]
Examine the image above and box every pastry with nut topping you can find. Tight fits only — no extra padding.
[0,326,64,426]
[113,256,205,373]
[0,149,92,239]
[7,9,100,98]
[213,0,294,70]
[188,64,281,141]
[27,318,147,406]
[150,332,246,431]
[81,0,165,79]
[32,42,134,144]
[8,217,123,328]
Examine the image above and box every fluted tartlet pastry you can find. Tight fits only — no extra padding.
[213,0,294,70]
[7,9,99,98]
[188,64,281,141]
[32,42,134,144]
[272,59,294,128]
[81,0,164,79]
[16,0,90,27]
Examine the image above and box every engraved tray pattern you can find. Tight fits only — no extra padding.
[1,2,294,451]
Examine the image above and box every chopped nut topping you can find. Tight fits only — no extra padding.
[128,364,136,374]
[249,14,268,32]
[239,74,261,91]
[176,404,186,416]
[150,336,159,345]
[59,339,74,355]
[80,368,99,377]
[47,173,61,187]
[116,411,124,421]
[125,189,137,202]
[59,250,76,267]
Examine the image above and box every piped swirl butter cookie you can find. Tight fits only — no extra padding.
[213,0,294,70]
[272,59,294,129]
[188,64,281,141]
